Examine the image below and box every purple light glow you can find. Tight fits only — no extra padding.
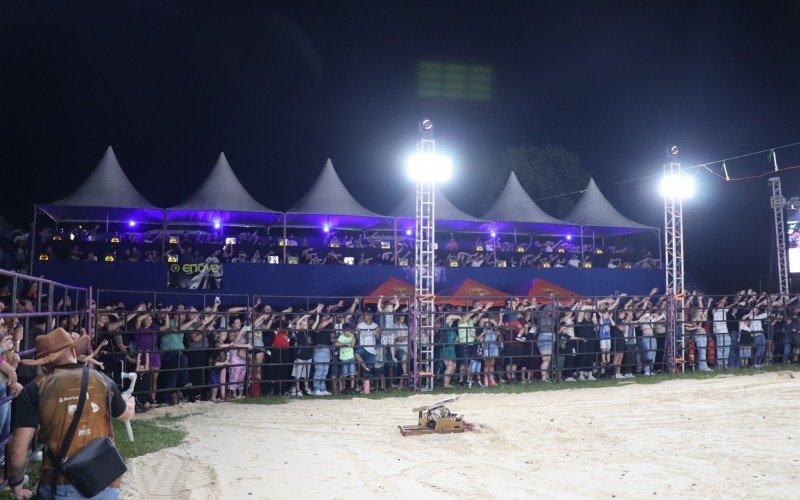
[128,220,136,228]
[323,225,330,233]
[566,234,572,241]
[405,229,412,236]
[213,220,221,230]
[490,231,496,238]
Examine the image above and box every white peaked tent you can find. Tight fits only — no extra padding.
[167,152,281,226]
[559,178,661,264]
[285,158,390,229]
[39,146,162,223]
[482,171,570,234]
[389,185,486,231]
[564,178,655,236]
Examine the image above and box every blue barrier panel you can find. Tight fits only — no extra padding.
[35,262,663,301]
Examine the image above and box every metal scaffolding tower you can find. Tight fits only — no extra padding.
[663,147,685,372]
[768,176,790,295]
[413,119,437,391]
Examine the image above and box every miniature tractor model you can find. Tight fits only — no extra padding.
[398,396,471,436]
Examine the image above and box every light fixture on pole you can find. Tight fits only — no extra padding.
[660,172,695,199]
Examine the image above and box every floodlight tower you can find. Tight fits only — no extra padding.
[662,145,691,373]
[768,177,790,295]
[409,118,449,391]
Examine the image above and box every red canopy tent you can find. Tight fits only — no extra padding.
[437,278,508,306]
[362,277,414,304]
[511,278,580,303]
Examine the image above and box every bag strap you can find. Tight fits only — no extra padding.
[48,366,89,497]
[107,377,115,440]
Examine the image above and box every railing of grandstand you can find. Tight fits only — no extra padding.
[39,233,659,270]
[89,290,798,403]
[0,269,91,350]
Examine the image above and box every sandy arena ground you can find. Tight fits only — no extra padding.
[121,371,800,499]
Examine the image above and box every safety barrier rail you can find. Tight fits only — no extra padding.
[86,290,796,403]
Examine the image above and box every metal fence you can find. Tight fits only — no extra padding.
[89,289,797,403]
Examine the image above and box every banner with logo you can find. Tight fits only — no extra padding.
[168,262,223,289]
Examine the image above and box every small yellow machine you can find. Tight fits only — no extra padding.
[398,396,471,436]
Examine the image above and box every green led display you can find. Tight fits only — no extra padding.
[417,61,492,100]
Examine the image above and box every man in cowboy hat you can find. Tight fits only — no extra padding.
[6,328,135,499]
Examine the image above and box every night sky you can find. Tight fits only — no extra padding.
[2,1,800,292]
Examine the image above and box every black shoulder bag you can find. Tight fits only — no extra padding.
[44,366,127,499]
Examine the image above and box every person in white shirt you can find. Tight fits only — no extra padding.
[685,301,711,372]
[745,304,769,367]
[738,307,753,367]
[355,313,379,379]
[567,255,581,269]
[711,297,731,369]
[636,308,658,376]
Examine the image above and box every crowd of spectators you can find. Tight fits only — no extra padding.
[33,224,662,270]
[0,260,795,404]
[74,288,800,405]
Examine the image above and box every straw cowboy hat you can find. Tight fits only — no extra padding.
[22,327,91,366]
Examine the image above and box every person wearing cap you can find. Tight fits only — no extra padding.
[6,328,135,499]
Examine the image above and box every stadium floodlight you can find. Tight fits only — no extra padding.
[660,173,695,199]
[407,153,452,182]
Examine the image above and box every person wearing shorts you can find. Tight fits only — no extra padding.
[537,301,558,382]
[479,322,500,387]
[468,342,482,388]
[597,312,614,374]
[355,314,379,375]
[536,330,554,382]
[336,328,357,393]
[134,314,163,404]
[393,314,410,386]
[611,311,628,379]
[291,325,314,396]
[439,315,459,388]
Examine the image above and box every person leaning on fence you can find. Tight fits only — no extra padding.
[745,301,768,368]
[393,312,410,387]
[455,302,490,385]
[788,307,800,364]
[7,328,135,500]
[710,297,731,369]
[354,311,379,388]
[574,302,597,381]
[0,334,22,466]
[635,307,658,376]
[290,312,315,397]
[311,311,334,396]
